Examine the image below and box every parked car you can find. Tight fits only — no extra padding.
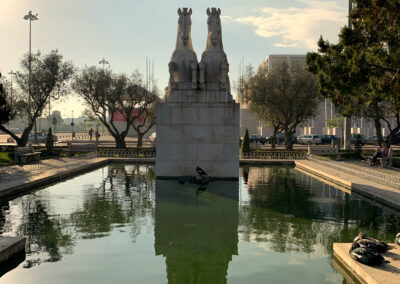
[276,133,297,144]
[366,135,379,145]
[297,134,322,145]
[350,134,366,145]
[28,133,58,143]
[249,134,266,144]
[149,132,156,144]
[321,135,339,144]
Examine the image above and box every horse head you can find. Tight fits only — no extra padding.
[206,8,222,49]
[177,8,193,48]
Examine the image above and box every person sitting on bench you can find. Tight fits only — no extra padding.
[370,142,389,166]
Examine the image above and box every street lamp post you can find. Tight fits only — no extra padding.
[23,10,38,111]
[99,58,110,69]
[343,1,352,150]
[8,71,17,128]
[24,10,38,143]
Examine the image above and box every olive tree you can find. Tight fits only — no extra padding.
[0,51,74,146]
[131,92,159,148]
[243,61,320,150]
[73,67,157,149]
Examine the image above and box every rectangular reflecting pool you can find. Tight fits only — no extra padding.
[1,164,400,283]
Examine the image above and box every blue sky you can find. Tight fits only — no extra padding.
[0,0,348,117]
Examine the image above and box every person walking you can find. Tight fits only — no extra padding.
[88,128,94,141]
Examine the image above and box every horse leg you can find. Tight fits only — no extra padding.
[191,62,198,89]
[221,62,229,90]
[199,62,205,89]
[168,61,176,89]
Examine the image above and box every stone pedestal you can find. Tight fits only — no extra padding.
[156,96,239,179]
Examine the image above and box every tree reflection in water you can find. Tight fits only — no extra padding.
[240,166,400,255]
[0,163,399,280]
[0,164,155,268]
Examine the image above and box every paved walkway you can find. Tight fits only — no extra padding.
[0,157,109,199]
[296,159,400,210]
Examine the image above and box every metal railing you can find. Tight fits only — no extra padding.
[241,152,307,160]
[310,156,400,191]
[97,150,156,158]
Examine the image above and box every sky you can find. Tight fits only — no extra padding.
[0,0,348,117]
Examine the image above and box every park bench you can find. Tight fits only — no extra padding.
[66,142,97,157]
[15,144,41,164]
[367,148,394,168]
[308,144,341,157]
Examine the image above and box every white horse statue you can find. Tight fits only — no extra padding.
[168,8,198,90]
[199,8,230,91]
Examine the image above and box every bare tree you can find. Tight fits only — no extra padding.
[73,67,157,149]
[0,51,74,146]
[243,61,320,150]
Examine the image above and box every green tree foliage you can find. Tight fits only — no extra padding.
[73,68,158,149]
[307,0,400,145]
[241,129,251,154]
[0,73,11,125]
[242,61,320,150]
[46,127,54,153]
[0,51,74,147]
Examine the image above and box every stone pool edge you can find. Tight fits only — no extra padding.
[0,158,109,200]
[295,160,400,212]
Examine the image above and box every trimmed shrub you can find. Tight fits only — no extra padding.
[241,129,251,154]
[393,157,400,168]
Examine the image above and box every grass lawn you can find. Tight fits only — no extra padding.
[0,152,14,163]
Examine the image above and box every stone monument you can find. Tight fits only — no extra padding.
[156,7,239,179]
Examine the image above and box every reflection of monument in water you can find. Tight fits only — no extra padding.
[154,180,239,283]
[156,7,240,179]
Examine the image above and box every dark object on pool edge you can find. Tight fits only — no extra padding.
[349,245,387,265]
[353,232,388,253]
[196,166,208,176]
[395,233,400,246]
[348,232,390,266]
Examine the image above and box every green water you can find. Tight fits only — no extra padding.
[1,164,399,283]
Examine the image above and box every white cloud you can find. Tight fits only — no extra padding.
[274,43,299,48]
[231,0,347,49]
[220,15,233,21]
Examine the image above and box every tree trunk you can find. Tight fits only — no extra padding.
[114,135,127,149]
[271,128,277,149]
[17,123,35,147]
[284,131,293,150]
[137,133,144,148]
[374,117,384,145]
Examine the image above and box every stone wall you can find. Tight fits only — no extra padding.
[156,101,239,178]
